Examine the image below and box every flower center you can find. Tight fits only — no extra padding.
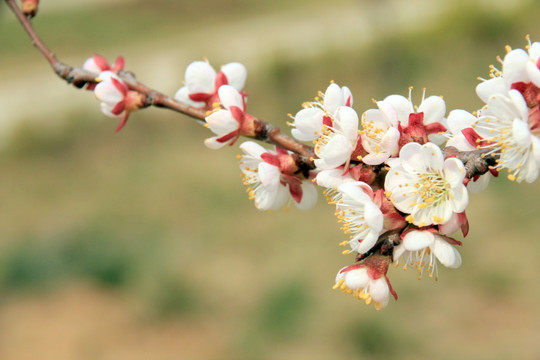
[473,117,532,181]
[361,116,388,152]
[412,171,451,216]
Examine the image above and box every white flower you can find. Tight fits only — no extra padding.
[472,90,540,183]
[321,82,353,115]
[384,90,448,145]
[360,99,400,165]
[174,60,247,108]
[95,71,125,112]
[204,85,246,149]
[333,258,396,310]
[83,54,124,74]
[315,168,355,203]
[445,109,491,192]
[313,106,360,170]
[333,182,383,255]
[477,38,540,102]
[393,230,462,280]
[94,71,143,132]
[239,142,317,211]
[384,142,469,227]
[290,83,353,142]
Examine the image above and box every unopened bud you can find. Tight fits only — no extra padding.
[21,0,39,18]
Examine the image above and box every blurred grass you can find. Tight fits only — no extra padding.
[0,0,540,359]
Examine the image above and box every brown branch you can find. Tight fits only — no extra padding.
[444,146,499,179]
[5,0,315,165]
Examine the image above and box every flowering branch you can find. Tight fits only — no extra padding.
[4,0,315,161]
[6,0,540,310]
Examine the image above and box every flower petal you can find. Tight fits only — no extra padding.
[218,85,244,110]
[296,181,318,210]
[205,109,239,135]
[258,162,280,189]
[185,61,217,94]
[432,236,462,268]
[450,183,469,213]
[399,142,425,173]
[384,95,413,125]
[447,109,477,134]
[292,107,325,141]
[204,136,227,149]
[335,106,359,139]
[240,141,266,159]
[503,49,529,87]
[402,230,434,251]
[369,278,390,308]
[220,62,247,91]
[323,83,344,115]
[315,135,353,169]
[315,169,354,188]
[418,96,446,125]
[476,77,507,103]
[174,86,206,108]
[344,268,369,290]
[443,158,466,187]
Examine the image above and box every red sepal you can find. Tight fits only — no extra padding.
[93,54,110,71]
[458,212,469,237]
[461,128,485,148]
[214,71,228,89]
[275,146,289,157]
[229,106,245,124]
[216,130,240,145]
[111,78,128,97]
[189,92,212,102]
[425,122,447,134]
[385,276,398,300]
[115,113,130,132]
[288,181,303,204]
[112,56,125,72]
[110,100,126,115]
[261,153,280,167]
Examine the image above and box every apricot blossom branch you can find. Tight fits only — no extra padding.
[4,0,315,161]
[6,0,540,310]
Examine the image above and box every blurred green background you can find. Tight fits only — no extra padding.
[1,0,540,359]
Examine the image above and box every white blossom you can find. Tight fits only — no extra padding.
[473,90,540,183]
[333,261,395,310]
[360,99,400,165]
[476,38,540,102]
[290,82,353,142]
[333,182,383,255]
[446,109,491,192]
[393,230,462,280]
[174,60,246,108]
[313,106,359,170]
[239,142,317,211]
[204,85,246,149]
[384,142,468,227]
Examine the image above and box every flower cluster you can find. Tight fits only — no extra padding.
[85,38,540,310]
[174,60,247,110]
[458,36,540,183]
